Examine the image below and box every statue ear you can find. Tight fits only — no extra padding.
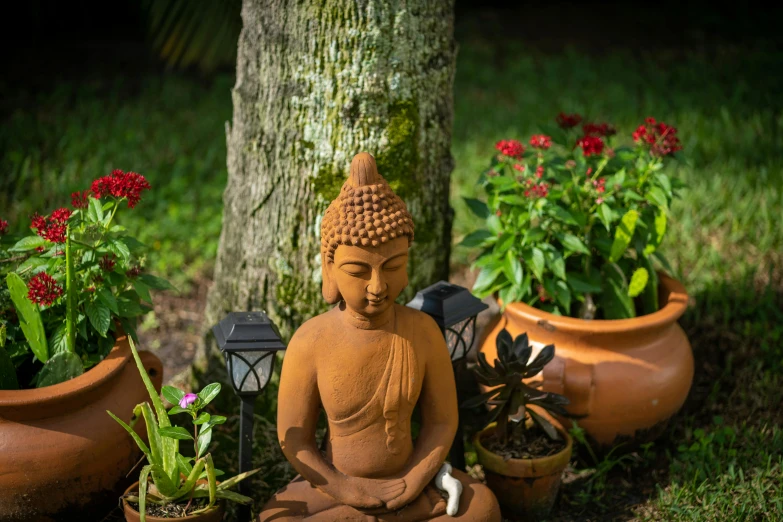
[322,258,341,304]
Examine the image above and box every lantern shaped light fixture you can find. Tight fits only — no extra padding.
[212,311,286,521]
[212,311,286,395]
[406,280,489,362]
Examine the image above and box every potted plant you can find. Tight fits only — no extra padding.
[463,116,694,447]
[0,169,169,519]
[466,328,572,520]
[110,335,259,522]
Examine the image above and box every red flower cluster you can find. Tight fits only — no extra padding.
[31,208,72,244]
[99,255,116,272]
[576,136,605,157]
[71,190,90,209]
[126,266,142,278]
[27,273,63,307]
[633,117,682,157]
[529,135,552,150]
[535,165,544,178]
[523,178,550,198]
[495,140,525,159]
[0,219,7,235]
[556,112,583,129]
[592,177,606,193]
[582,122,616,137]
[91,169,151,208]
[512,163,526,172]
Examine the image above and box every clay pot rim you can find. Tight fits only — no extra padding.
[0,332,129,407]
[122,481,224,521]
[473,422,573,478]
[498,272,688,335]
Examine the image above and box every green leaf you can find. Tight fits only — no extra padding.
[628,267,649,298]
[108,410,151,460]
[194,412,211,425]
[494,233,516,254]
[554,280,572,311]
[473,267,502,293]
[176,454,193,478]
[138,274,174,291]
[216,467,261,491]
[558,233,590,255]
[133,280,153,303]
[597,203,614,231]
[644,207,667,255]
[136,402,164,467]
[167,405,189,416]
[609,210,639,262]
[117,297,144,318]
[653,251,675,275]
[646,186,668,209]
[88,197,104,223]
[522,247,545,281]
[459,229,494,248]
[106,239,130,260]
[601,264,635,319]
[50,322,70,356]
[498,194,527,205]
[198,382,222,406]
[161,385,185,406]
[640,258,660,315]
[10,236,45,252]
[0,346,19,390]
[566,272,603,294]
[158,426,194,440]
[6,273,48,363]
[548,205,578,225]
[85,300,111,337]
[197,426,212,458]
[96,288,119,315]
[463,197,489,219]
[37,352,84,387]
[547,250,566,280]
[503,251,524,286]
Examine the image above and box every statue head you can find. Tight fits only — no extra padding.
[320,152,415,317]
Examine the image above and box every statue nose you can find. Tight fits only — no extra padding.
[367,271,387,296]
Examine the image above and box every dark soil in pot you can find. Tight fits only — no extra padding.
[127,499,210,518]
[483,422,566,460]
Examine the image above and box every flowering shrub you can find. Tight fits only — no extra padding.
[463,114,685,319]
[0,169,171,389]
[109,337,258,521]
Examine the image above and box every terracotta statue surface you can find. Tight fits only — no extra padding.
[259,153,501,521]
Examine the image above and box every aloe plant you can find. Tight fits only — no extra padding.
[463,327,573,446]
[108,335,258,521]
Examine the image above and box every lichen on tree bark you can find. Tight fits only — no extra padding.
[200,0,456,373]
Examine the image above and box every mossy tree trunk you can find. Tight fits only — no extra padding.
[200,0,456,374]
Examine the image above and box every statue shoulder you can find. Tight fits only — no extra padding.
[287,311,334,354]
[395,304,444,345]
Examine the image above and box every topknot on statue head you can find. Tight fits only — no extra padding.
[320,152,415,300]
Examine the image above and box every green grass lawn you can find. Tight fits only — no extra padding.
[2,28,782,521]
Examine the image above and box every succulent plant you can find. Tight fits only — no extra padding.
[463,327,572,445]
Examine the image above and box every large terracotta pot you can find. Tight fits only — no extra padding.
[0,333,163,521]
[122,481,225,522]
[478,273,694,448]
[474,423,572,520]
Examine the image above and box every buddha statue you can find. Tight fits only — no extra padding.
[259,153,501,521]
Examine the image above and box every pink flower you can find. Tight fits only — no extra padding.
[179,393,197,408]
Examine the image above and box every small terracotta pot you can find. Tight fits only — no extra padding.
[0,333,163,521]
[474,422,572,520]
[122,481,226,522]
[478,273,694,449]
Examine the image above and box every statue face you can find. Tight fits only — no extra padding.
[330,236,409,317]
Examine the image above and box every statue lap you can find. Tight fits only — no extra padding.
[258,469,501,522]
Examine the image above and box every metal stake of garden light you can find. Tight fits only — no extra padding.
[212,311,286,521]
[407,281,488,471]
